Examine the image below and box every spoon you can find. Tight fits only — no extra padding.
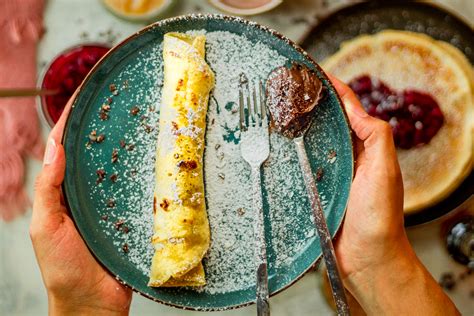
[266,63,350,315]
[292,124,350,316]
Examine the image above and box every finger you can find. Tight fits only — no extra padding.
[328,74,368,120]
[49,89,78,142]
[32,138,67,223]
[329,74,390,142]
[328,74,377,140]
[328,74,397,160]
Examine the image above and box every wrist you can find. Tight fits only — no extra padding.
[344,237,460,315]
[343,235,419,312]
[49,294,130,316]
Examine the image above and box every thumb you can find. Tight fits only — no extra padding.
[32,138,67,223]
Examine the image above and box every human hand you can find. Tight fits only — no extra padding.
[30,97,132,316]
[329,75,408,283]
[330,75,459,315]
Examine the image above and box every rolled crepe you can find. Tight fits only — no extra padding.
[148,33,214,287]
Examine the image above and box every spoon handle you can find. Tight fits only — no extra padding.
[0,88,58,98]
[294,137,350,316]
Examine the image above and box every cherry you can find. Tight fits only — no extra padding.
[349,75,444,149]
[42,45,110,124]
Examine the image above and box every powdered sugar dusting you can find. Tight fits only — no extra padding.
[83,29,335,296]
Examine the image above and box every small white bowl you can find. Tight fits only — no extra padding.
[208,0,283,16]
[101,0,175,22]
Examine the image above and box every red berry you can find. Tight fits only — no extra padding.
[349,76,444,149]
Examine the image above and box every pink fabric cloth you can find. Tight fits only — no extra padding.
[0,0,45,221]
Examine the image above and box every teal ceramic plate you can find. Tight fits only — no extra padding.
[62,14,353,311]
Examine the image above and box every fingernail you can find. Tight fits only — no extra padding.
[43,138,57,166]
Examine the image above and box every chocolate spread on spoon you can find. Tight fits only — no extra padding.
[266,63,323,138]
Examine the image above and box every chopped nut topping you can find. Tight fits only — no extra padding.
[101,214,108,221]
[176,79,184,90]
[328,150,337,159]
[111,148,119,163]
[106,198,116,208]
[99,110,109,121]
[130,106,140,116]
[143,124,153,133]
[114,219,125,230]
[96,134,105,143]
[177,160,198,170]
[109,83,117,92]
[122,243,129,253]
[218,173,225,180]
[316,168,324,182]
[119,139,126,148]
[237,208,245,216]
[160,198,170,211]
[96,169,106,184]
[126,144,135,151]
[171,121,179,134]
[122,80,129,90]
[88,130,97,142]
[110,173,118,183]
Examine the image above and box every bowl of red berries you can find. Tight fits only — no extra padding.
[38,43,110,127]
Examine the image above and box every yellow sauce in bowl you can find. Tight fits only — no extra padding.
[102,0,172,21]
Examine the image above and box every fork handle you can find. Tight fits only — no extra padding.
[251,167,270,316]
[294,137,350,316]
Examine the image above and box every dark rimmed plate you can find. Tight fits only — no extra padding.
[301,1,474,227]
[62,14,354,310]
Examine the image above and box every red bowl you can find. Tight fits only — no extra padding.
[38,43,110,127]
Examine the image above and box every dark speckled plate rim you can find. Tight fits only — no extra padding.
[299,1,474,49]
[61,13,354,311]
[300,1,474,227]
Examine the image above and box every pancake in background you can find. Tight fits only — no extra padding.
[323,30,474,213]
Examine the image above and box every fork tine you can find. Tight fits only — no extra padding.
[259,81,268,127]
[252,83,259,126]
[239,85,246,130]
[245,82,254,127]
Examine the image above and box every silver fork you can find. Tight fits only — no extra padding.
[239,75,270,316]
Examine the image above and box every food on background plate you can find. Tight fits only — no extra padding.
[148,33,215,287]
[323,30,474,213]
[40,44,109,126]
